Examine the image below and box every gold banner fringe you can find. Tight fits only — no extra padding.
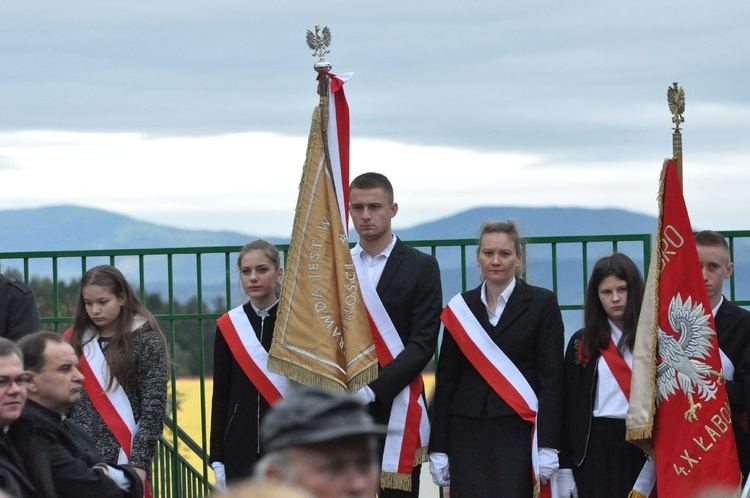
[345,364,379,393]
[413,446,428,466]
[628,490,647,498]
[267,356,345,393]
[380,471,412,492]
[533,479,540,498]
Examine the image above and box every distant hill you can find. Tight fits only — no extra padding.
[395,206,659,241]
[0,204,663,253]
[0,205,286,252]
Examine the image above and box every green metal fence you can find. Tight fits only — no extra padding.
[1,231,748,497]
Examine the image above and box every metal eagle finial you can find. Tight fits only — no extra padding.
[306,25,331,60]
[668,82,685,131]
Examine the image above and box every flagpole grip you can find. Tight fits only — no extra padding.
[315,61,331,128]
[673,130,683,186]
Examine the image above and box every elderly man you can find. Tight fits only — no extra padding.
[17,331,143,498]
[0,337,56,497]
[255,386,386,498]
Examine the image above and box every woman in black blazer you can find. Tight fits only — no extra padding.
[209,240,284,488]
[559,253,650,497]
[429,220,565,497]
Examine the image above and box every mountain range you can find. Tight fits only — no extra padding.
[0,205,661,253]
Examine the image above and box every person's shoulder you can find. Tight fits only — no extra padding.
[569,328,585,342]
[0,274,34,297]
[515,279,557,299]
[395,238,438,264]
[722,299,750,316]
[20,402,56,433]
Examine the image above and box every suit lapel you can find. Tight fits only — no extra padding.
[715,298,732,343]
[465,287,493,332]
[494,279,531,336]
[376,238,405,294]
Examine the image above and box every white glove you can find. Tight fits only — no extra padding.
[103,465,131,491]
[355,385,376,404]
[632,457,655,497]
[538,448,559,484]
[429,452,450,486]
[557,469,578,498]
[211,461,227,490]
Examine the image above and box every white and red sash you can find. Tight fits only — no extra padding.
[599,337,632,401]
[599,338,656,498]
[64,325,151,497]
[440,294,554,498]
[352,256,430,492]
[216,305,286,405]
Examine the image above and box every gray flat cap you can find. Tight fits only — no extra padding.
[260,386,387,453]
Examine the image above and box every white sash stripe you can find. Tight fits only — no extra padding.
[81,328,136,464]
[445,294,542,481]
[226,305,287,395]
[352,254,430,475]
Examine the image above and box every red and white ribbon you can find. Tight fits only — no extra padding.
[441,294,553,497]
[352,256,429,487]
[64,326,152,497]
[216,305,286,404]
[319,71,352,232]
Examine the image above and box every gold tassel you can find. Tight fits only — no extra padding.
[267,356,346,392]
[346,363,379,393]
[380,471,412,492]
[413,446,429,466]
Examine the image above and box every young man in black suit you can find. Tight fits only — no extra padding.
[695,230,750,479]
[349,172,443,498]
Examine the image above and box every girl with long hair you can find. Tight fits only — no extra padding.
[559,253,650,497]
[68,264,169,488]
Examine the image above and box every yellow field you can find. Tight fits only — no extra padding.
[168,373,437,484]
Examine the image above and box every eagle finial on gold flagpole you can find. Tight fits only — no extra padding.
[667,82,685,185]
[307,25,332,101]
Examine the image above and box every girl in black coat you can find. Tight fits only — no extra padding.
[559,253,650,498]
[209,240,283,488]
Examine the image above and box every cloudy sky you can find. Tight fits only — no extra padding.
[1,1,749,237]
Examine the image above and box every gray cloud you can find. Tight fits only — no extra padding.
[2,0,749,165]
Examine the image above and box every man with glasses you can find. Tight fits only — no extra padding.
[0,337,56,497]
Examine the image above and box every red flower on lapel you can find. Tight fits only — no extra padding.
[574,338,589,367]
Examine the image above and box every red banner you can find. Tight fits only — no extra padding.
[626,159,740,495]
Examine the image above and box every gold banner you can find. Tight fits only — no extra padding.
[268,106,378,392]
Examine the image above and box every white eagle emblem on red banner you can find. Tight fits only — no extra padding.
[656,294,723,421]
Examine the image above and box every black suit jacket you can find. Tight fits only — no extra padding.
[429,279,565,453]
[714,298,750,477]
[365,238,443,425]
[715,298,750,412]
[21,400,144,498]
[210,302,277,481]
[0,418,56,498]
